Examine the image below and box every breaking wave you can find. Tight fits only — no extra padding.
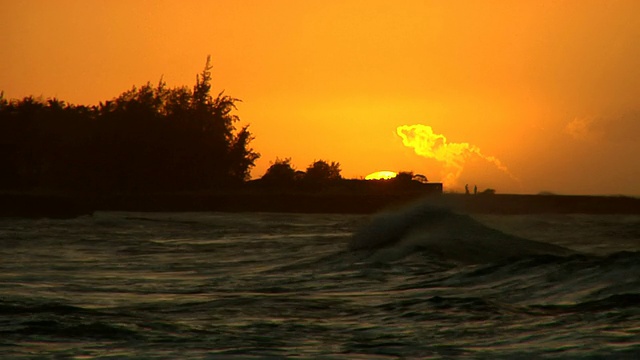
[349,201,575,264]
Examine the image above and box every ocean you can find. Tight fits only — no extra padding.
[1,202,639,359]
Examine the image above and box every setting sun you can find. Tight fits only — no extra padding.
[365,171,397,180]
[2,0,640,195]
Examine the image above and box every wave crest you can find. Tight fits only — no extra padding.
[349,202,574,264]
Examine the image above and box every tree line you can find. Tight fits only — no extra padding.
[255,158,434,194]
[0,57,259,193]
[256,158,342,189]
[1,57,438,196]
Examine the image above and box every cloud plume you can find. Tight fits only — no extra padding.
[396,124,517,189]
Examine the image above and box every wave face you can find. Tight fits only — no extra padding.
[350,202,575,264]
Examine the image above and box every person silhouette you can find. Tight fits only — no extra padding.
[465,184,470,195]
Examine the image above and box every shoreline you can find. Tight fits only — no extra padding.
[2,192,640,218]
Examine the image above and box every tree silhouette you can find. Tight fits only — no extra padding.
[304,160,342,182]
[261,158,297,186]
[413,174,428,183]
[0,57,260,193]
[394,171,414,183]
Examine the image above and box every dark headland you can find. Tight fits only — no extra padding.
[2,187,640,219]
[5,61,638,219]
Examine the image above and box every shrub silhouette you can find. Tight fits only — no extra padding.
[304,160,342,182]
[261,158,297,186]
[393,171,414,184]
[481,188,496,195]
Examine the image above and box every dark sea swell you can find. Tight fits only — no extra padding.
[0,207,639,359]
[349,203,575,263]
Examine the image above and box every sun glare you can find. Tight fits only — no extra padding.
[365,171,397,180]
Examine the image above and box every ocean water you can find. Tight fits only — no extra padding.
[1,202,639,359]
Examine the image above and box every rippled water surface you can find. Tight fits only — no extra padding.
[1,208,639,358]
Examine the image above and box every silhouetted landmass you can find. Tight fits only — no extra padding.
[0,57,449,218]
[0,174,444,218]
[2,59,638,218]
[2,192,640,218]
[0,57,259,194]
[424,193,640,215]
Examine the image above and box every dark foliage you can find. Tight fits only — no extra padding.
[393,171,414,183]
[261,158,297,186]
[304,160,342,182]
[255,158,342,191]
[0,57,259,193]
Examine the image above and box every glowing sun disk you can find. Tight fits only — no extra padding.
[365,171,397,180]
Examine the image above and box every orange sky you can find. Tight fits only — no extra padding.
[2,0,640,195]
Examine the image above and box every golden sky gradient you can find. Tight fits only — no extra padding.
[2,0,640,194]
